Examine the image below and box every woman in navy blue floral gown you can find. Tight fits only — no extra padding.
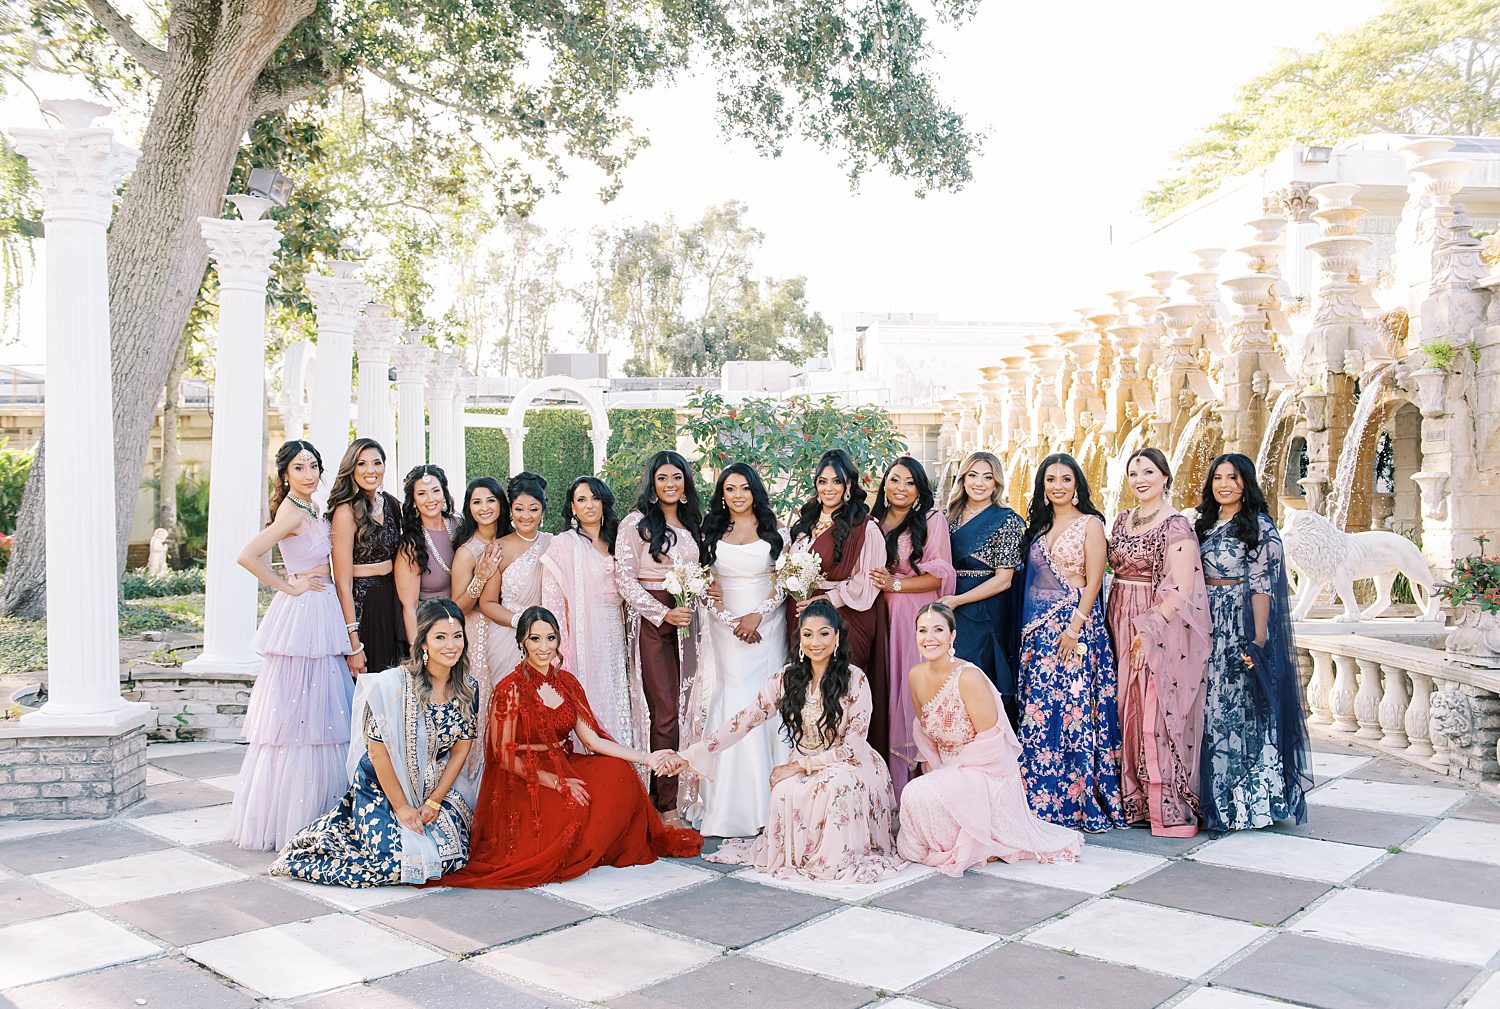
[273,598,478,887]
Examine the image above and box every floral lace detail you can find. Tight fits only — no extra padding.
[1108,512,1168,582]
[502,533,553,612]
[918,664,978,756]
[1047,515,1096,582]
[615,511,700,627]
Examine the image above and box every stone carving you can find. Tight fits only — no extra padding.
[146,528,170,578]
[1283,509,1442,622]
[1429,687,1476,749]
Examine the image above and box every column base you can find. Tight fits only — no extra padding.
[182,654,263,676]
[0,706,150,819]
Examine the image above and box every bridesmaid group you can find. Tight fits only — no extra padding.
[227,433,1311,892]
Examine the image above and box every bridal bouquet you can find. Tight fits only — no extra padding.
[774,548,824,603]
[662,557,713,637]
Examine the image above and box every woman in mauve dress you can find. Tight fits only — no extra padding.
[394,465,459,642]
[1105,447,1210,837]
[898,602,1082,874]
[786,449,889,762]
[229,441,354,850]
[870,456,954,797]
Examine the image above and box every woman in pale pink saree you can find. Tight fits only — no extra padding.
[898,603,1081,874]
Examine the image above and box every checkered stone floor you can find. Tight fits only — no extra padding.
[3,737,1500,1009]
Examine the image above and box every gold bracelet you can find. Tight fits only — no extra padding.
[422,798,441,812]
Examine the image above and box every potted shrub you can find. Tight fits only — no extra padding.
[1441,535,1500,665]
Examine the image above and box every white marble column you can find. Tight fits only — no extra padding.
[354,304,400,492]
[307,261,371,467]
[426,352,459,479]
[451,370,477,487]
[10,100,146,728]
[183,194,284,677]
[277,340,313,441]
[392,340,432,486]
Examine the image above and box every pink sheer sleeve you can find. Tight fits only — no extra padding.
[1134,515,1211,654]
[826,520,884,611]
[680,668,785,778]
[921,508,956,594]
[614,512,668,627]
[540,544,573,667]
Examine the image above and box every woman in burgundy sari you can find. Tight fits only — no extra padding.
[787,449,889,761]
[443,606,701,889]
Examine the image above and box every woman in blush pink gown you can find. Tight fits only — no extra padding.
[871,456,955,797]
[898,603,1082,874]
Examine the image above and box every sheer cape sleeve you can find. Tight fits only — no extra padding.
[680,667,785,780]
[615,512,668,626]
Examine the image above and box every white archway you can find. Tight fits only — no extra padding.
[501,376,612,476]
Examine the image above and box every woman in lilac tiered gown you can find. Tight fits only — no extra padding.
[899,603,1082,874]
[229,441,355,850]
[870,456,955,796]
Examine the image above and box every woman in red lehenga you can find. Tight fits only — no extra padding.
[442,606,701,889]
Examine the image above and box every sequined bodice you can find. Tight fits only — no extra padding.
[1046,516,1091,581]
[795,692,840,755]
[1108,513,1167,582]
[918,665,977,755]
[503,534,554,610]
[352,492,401,565]
[279,514,332,573]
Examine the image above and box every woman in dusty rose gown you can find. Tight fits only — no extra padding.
[871,456,955,796]
[541,477,648,750]
[1105,448,1210,837]
[676,599,904,883]
[898,603,1081,874]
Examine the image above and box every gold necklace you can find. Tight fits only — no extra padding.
[1130,505,1163,532]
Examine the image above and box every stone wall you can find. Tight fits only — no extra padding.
[0,724,146,818]
[126,668,253,742]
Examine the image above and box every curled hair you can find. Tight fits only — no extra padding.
[633,450,704,562]
[1125,446,1174,491]
[915,600,957,632]
[453,477,512,549]
[778,599,853,754]
[1195,452,1269,550]
[397,464,455,573]
[1021,453,1104,556]
[268,440,322,526]
[406,598,476,711]
[789,449,870,564]
[507,471,548,515]
[701,462,783,566]
[325,438,389,558]
[514,604,560,649]
[562,476,619,553]
[872,456,936,574]
[946,450,1007,523]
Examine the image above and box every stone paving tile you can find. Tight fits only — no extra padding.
[915,941,1184,1009]
[1468,973,1500,1009]
[974,844,1166,893]
[1173,990,1293,1009]
[748,906,995,991]
[609,955,876,1009]
[1344,757,1466,789]
[130,803,234,846]
[0,877,74,927]
[190,839,279,874]
[1024,898,1263,979]
[618,875,838,948]
[678,835,741,874]
[730,860,935,902]
[298,960,555,1009]
[120,779,234,817]
[1310,752,1371,779]
[1452,794,1500,823]
[871,870,1085,934]
[540,859,716,911]
[1115,860,1329,924]
[147,746,247,780]
[0,822,167,874]
[1355,851,1500,910]
[1,956,258,1009]
[1408,817,1500,866]
[34,847,244,907]
[1188,830,1384,883]
[1291,888,1500,965]
[183,913,443,1000]
[0,910,162,989]
[1307,778,1464,817]
[272,876,429,912]
[1087,825,1207,858]
[1267,804,1430,848]
[472,917,718,1002]
[366,886,592,953]
[108,877,333,945]
[1213,933,1478,1009]
[0,819,97,843]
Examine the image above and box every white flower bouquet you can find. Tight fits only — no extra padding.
[774,548,824,603]
[661,557,713,637]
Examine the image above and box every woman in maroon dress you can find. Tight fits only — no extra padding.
[787,449,890,761]
[443,606,701,889]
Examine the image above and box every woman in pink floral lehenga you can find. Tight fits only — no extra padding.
[676,599,904,883]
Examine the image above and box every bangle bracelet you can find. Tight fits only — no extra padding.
[422,798,441,812]
[349,643,365,655]
[345,621,359,631]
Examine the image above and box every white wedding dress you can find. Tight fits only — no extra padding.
[690,538,793,837]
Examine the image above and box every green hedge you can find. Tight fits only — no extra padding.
[122,567,207,598]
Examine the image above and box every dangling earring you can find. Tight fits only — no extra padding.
[1072,493,1079,506]
[650,492,658,504]
[843,490,851,503]
[948,644,957,660]
[421,648,429,667]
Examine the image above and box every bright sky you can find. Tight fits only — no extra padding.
[1,0,1385,364]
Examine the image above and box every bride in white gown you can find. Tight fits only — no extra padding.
[681,464,791,837]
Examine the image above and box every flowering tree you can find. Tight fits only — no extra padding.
[682,391,907,518]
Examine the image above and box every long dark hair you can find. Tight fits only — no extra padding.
[562,476,619,554]
[268,439,322,525]
[325,438,389,557]
[1021,452,1105,555]
[397,464,455,572]
[701,463,783,566]
[453,476,512,549]
[872,455,936,574]
[633,450,703,562]
[406,597,476,709]
[789,449,870,564]
[779,599,853,754]
[514,604,560,649]
[1196,452,1269,550]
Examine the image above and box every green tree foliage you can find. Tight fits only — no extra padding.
[0,440,31,535]
[682,391,906,517]
[1142,0,1500,218]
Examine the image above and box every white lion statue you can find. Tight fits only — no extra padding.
[1282,509,1442,622]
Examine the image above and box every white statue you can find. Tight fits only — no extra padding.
[1282,509,1442,622]
[146,527,171,578]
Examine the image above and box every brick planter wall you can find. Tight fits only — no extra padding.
[0,723,147,818]
[125,668,254,743]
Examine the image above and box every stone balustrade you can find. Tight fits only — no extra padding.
[1294,632,1500,785]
